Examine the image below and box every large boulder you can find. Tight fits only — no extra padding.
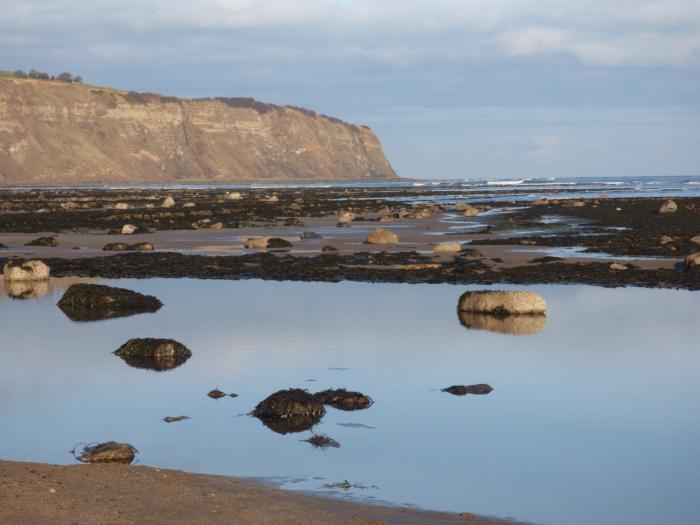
[252,389,325,434]
[114,338,191,371]
[75,442,137,464]
[314,389,373,411]
[367,228,399,245]
[3,259,50,282]
[659,200,678,214]
[433,242,462,254]
[458,311,546,336]
[58,284,162,321]
[458,290,547,315]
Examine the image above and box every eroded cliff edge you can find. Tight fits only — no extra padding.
[0,78,398,184]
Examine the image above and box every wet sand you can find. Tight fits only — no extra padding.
[0,460,523,525]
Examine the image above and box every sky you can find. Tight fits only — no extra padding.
[2,0,699,180]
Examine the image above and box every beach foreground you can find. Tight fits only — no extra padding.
[0,460,518,525]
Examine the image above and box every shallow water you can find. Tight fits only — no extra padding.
[1,278,699,525]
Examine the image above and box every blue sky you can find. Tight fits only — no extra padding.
[2,0,699,179]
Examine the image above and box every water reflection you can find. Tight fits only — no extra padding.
[458,311,547,335]
[3,279,49,300]
[114,353,191,372]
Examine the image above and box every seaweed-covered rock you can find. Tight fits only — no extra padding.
[367,228,398,245]
[252,389,325,434]
[75,442,137,464]
[25,236,58,247]
[114,338,191,371]
[458,311,546,336]
[58,284,162,321]
[314,389,373,411]
[304,434,340,449]
[458,290,547,315]
[103,242,130,251]
[442,384,493,396]
[3,259,50,282]
[268,238,293,249]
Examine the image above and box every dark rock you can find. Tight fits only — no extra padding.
[0,243,7,249]
[58,283,162,321]
[314,389,373,411]
[207,389,227,399]
[304,434,340,449]
[267,238,293,249]
[75,442,137,464]
[103,243,130,251]
[163,416,189,423]
[25,236,58,247]
[252,388,325,435]
[284,217,304,226]
[114,338,191,371]
[442,384,493,396]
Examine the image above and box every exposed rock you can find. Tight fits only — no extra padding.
[659,200,678,214]
[114,338,192,371]
[660,235,675,244]
[367,228,399,245]
[0,243,6,249]
[58,283,162,321]
[225,191,243,200]
[208,389,227,400]
[121,224,137,235]
[691,235,700,245]
[338,211,356,224]
[183,202,196,207]
[562,200,586,208]
[103,242,130,251]
[245,237,269,249]
[268,238,293,249]
[458,311,546,336]
[3,259,50,281]
[114,202,131,210]
[60,201,79,210]
[462,206,480,217]
[453,203,470,211]
[686,252,700,268]
[75,442,137,464]
[163,416,189,423]
[252,389,325,434]
[25,236,58,247]
[129,242,154,251]
[161,196,176,208]
[609,263,628,271]
[284,217,304,227]
[433,242,462,254]
[314,389,373,411]
[533,198,549,206]
[300,231,322,240]
[458,290,547,315]
[262,195,279,203]
[442,384,493,396]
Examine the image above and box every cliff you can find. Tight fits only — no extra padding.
[0,77,398,185]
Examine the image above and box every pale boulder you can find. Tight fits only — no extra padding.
[337,211,356,224]
[659,200,678,214]
[114,202,131,210]
[367,228,399,245]
[245,237,269,249]
[609,263,628,271]
[225,192,243,201]
[262,195,279,203]
[685,252,700,268]
[121,224,137,235]
[462,206,479,217]
[433,242,462,254]
[3,259,51,282]
[690,235,700,245]
[161,196,176,208]
[458,290,547,315]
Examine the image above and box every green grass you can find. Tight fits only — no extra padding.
[0,70,15,78]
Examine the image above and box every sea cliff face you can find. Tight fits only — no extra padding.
[0,78,397,184]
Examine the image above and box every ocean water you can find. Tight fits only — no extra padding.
[1,278,699,525]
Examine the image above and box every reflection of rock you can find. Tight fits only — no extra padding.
[58,284,162,322]
[458,290,547,315]
[4,279,49,299]
[76,442,137,464]
[3,259,51,282]
[114,338,191,371]
[442,384,493,396]
[252,389,325,435]
[314,389,373,411]
[458,311,547,336]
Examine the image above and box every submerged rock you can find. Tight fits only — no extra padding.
[58,284,162,321]
[367,228,399,245]
[659,200,678,214]
[25,236,58,247]
[442,384,493,396]
[458,311,546,336]
[163,416,189,423]
[304,434,340,449]
[75,442,137,464]
[114,338,191,371]
[314,389,373,411]
[458,290,547,315]
[3,259,50,282]
[252,389,325,435]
